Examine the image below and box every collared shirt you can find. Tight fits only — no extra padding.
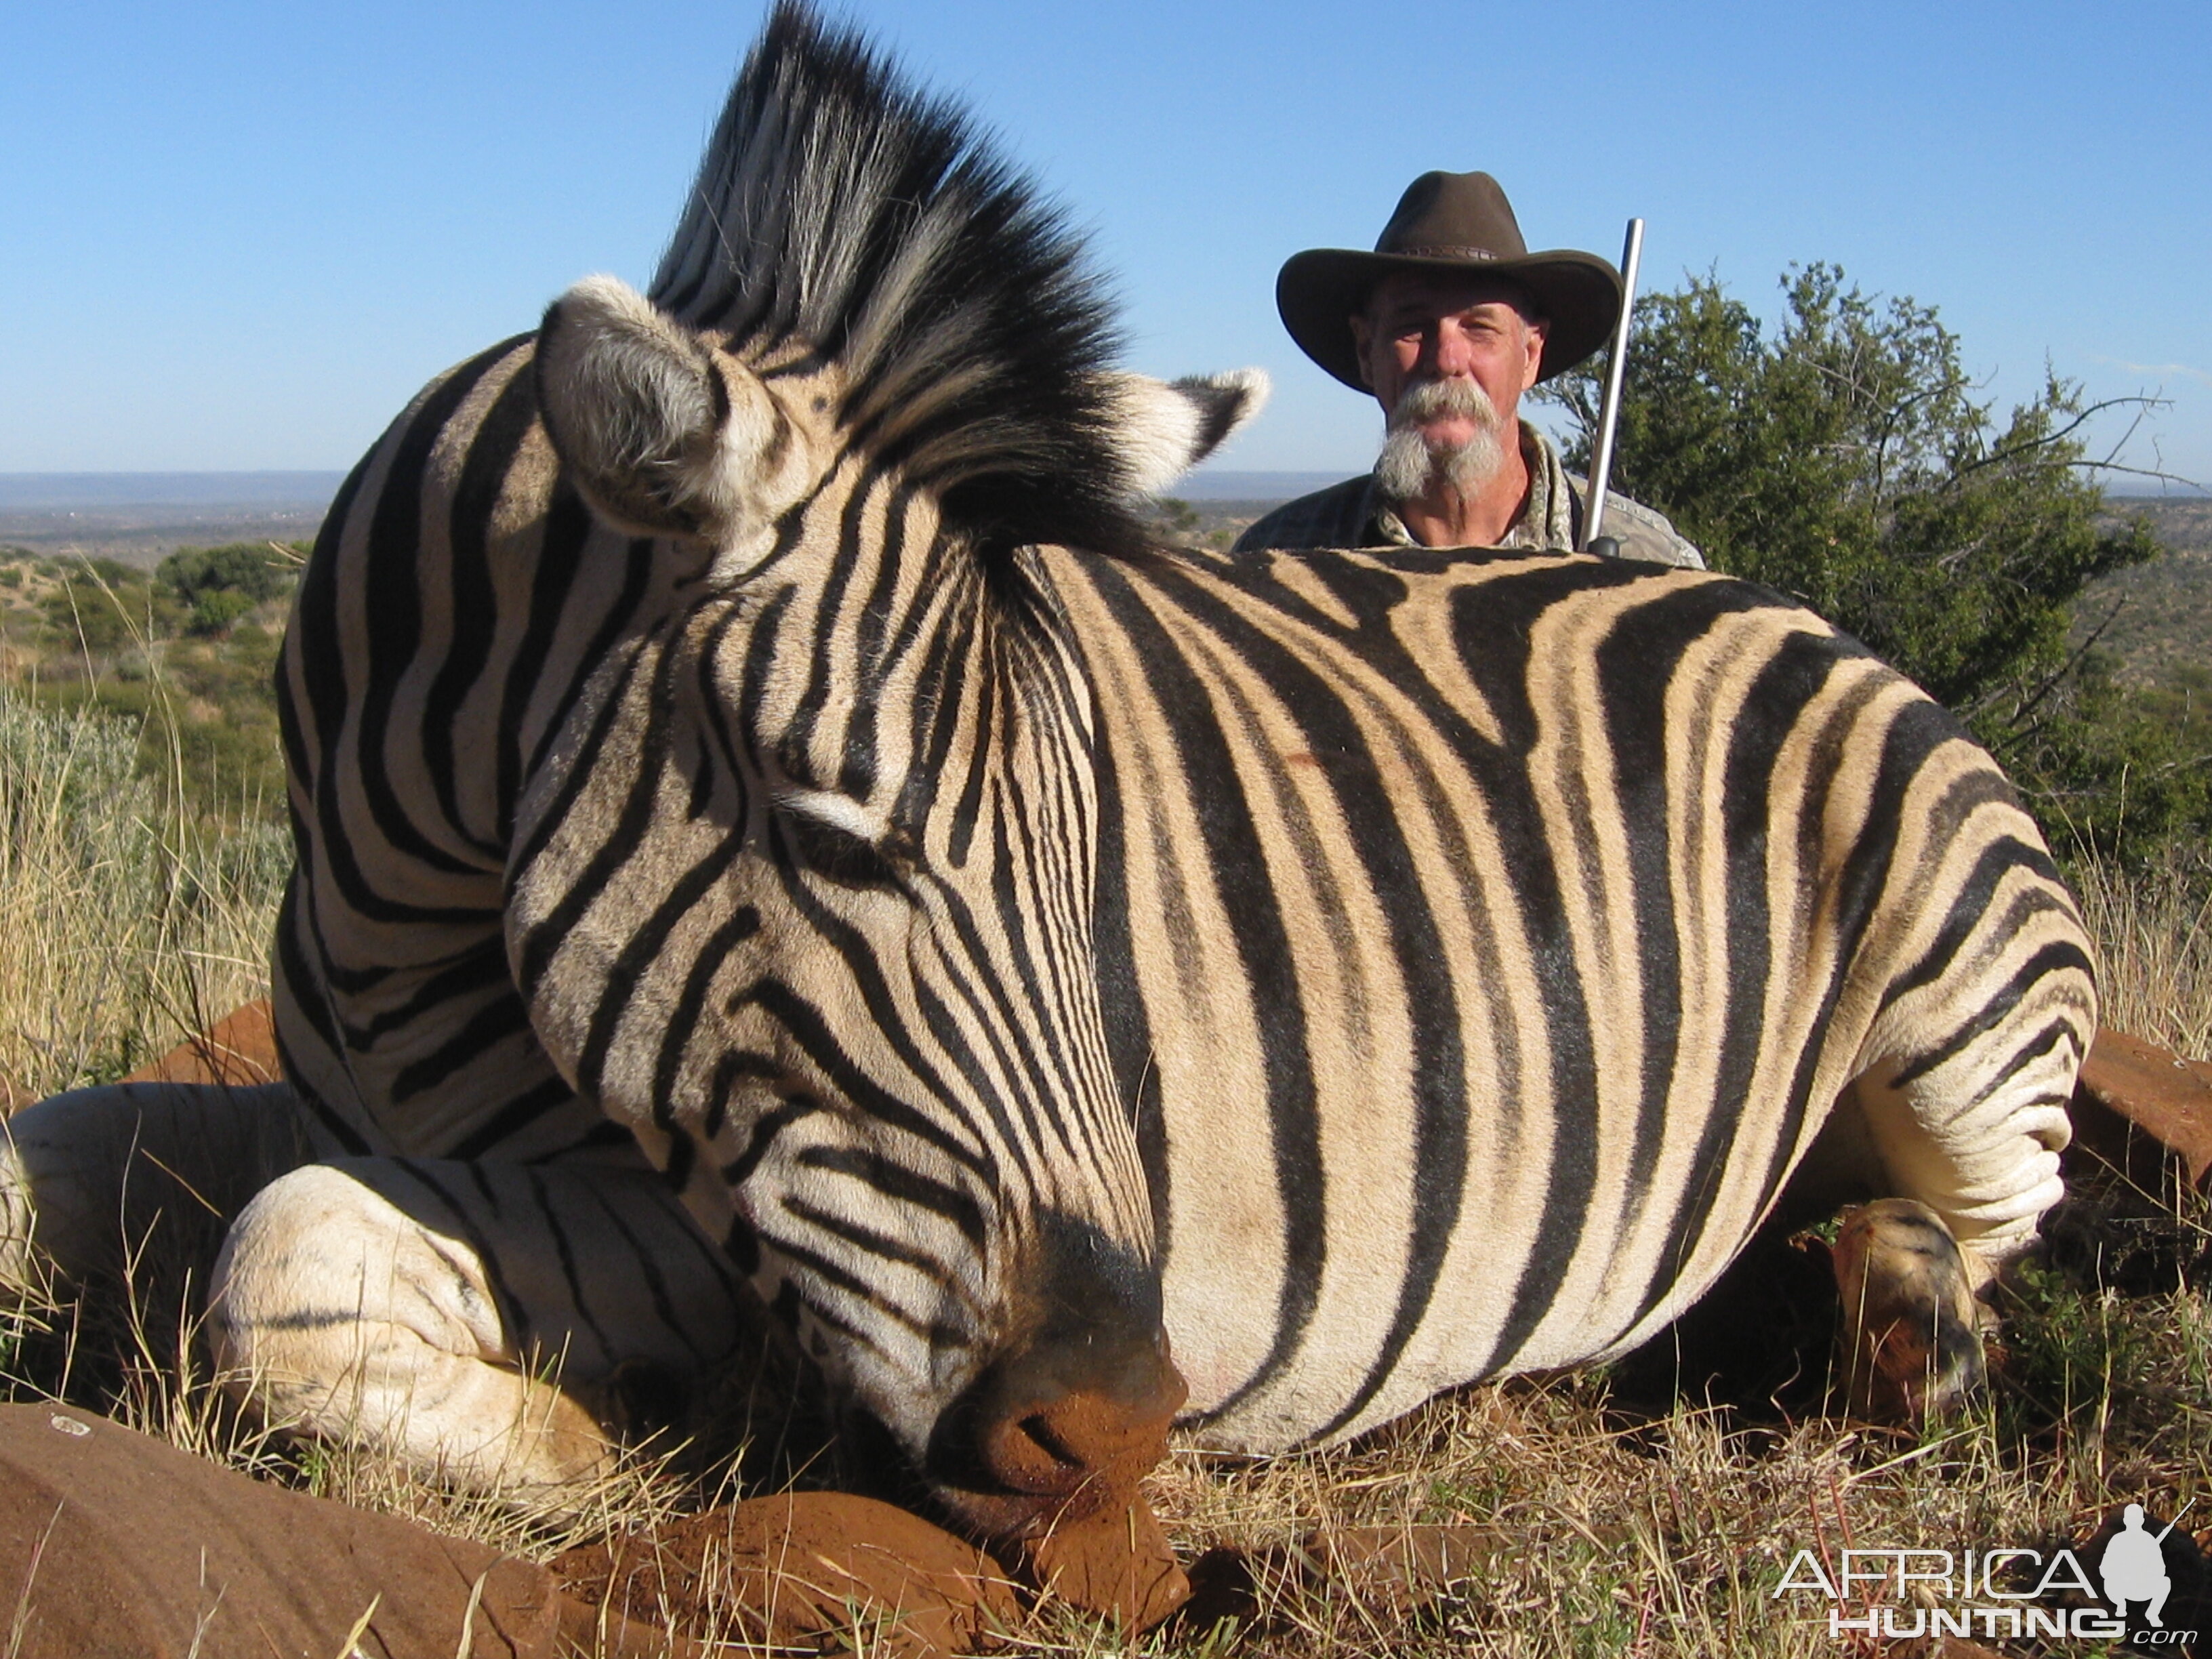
[1231,422,1704,568]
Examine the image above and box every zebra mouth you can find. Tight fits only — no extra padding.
[920,1332,1187,1544]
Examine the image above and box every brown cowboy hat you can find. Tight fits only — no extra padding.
[1277,170,1622,389]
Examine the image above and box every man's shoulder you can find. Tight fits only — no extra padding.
[1574,480,1705,570]
[1230,475,1377,554]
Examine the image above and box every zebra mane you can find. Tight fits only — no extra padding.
[649,3,1148,553]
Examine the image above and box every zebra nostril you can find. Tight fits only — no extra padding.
[1018,1412,1080,1469]
[979,1409,1082,1496]
[945,1334,1187,1507]
[922,1210,1185,1515]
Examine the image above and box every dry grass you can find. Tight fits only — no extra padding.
[1132,1267,2212,1655]
[2072,844,2212,1060]
[3,687,2210,1652]
[0,687,285,1105]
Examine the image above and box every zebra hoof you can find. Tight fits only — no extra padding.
[1831,1197,1986,1422]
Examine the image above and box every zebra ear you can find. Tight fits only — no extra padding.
[1107,369,1270,499]
[536,274,792,543]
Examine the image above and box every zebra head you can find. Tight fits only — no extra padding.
[515,3,1264,1542]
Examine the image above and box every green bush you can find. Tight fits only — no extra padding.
[186,588,257,636]
[0,548,295,824]
[156,542,295,609]
[1540,264,2154,714]
[39,569,163,655]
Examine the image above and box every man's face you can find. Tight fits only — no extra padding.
[1349,271,1547,451]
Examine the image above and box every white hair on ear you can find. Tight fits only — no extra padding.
[1107,369,1271,498]
[537,274,803,546]
[539,274,718,469]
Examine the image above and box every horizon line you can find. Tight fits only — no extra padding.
[3,466,2202,504]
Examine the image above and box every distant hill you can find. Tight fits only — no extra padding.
[1172,470,1349,502]
[1,469,1340,569]
[2076,497,2212,687]
[0,473,344,569]
[0,472,348,509]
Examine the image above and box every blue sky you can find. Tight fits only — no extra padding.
[3,1,2206,488]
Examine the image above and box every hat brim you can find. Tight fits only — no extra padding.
[1277,247,1623,390]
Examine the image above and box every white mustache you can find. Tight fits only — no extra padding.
[1389,376,1499,432]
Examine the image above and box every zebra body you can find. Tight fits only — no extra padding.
[264,293,2086,1464]
[1056,544,2083,1447]
[3,3,2090,1532]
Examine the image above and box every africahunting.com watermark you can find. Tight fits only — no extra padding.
[1773,1500,2198,1645]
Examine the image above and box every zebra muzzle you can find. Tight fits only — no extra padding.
[926,1322,1186,1537]
[937,1326,1191,1629]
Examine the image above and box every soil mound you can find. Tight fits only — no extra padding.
[1010,1489,1189,1629]
[556,1491,1020,1655]
[0,1404,667,1658]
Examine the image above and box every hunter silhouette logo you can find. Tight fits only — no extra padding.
[2102,1502,2188,1628]
[1771,1497,2204,1645]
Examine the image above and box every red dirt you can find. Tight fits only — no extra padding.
[2073,1027,2212,1190]
[1014,1488,1189,1630]
[0,1404,671,1658]
[121,998,283,1088]
[554,1491,1020,1656]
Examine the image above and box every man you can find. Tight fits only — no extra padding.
[1234,170,1700,567]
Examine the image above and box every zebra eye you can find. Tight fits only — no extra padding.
[782,808,903,887]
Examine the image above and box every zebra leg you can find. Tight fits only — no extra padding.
[207,1158,751,1509]
[1830,1197,1985,1420]
[0,1081,323,1300]
[1803,1028,2078,1420]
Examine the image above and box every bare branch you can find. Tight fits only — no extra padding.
[1950,393,2171,481]
[2078,458,2211,491]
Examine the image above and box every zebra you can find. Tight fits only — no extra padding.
[1,1,2091,1549]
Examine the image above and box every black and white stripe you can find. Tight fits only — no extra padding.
[1054,544,2087,1444]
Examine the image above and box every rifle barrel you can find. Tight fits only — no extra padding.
[2155,1494,2198,1543]
[1580,217,1645,552]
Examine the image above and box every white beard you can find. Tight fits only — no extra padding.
[1374,377,1507,504]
